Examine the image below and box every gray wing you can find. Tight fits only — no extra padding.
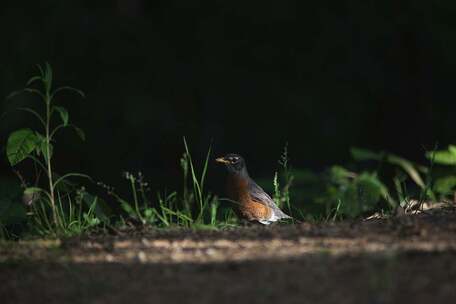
[248,180,291,219]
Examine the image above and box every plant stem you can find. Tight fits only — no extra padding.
[130,176,144,223]
[45,91,57,226]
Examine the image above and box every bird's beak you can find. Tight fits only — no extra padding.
[215,157,229,164]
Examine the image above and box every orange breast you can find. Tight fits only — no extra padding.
[238,199,272,221]
[226,175,272,221]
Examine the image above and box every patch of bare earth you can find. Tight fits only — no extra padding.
[1,207,456,304]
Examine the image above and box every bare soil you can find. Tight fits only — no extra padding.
[1,207,456,304]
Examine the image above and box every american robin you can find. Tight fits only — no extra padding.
[216,153,291,225]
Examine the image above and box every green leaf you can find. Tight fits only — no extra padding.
[144,208,154,218]
[81,192,111,222]
[329,166,356,184]
[387,154,425,189]
[120,200,135,216]
[44,62,53,91]
[6,90,23,100]
[54,106,69,126]
[26,75,42,86]
[338,173,387,218]
[6,129,40,166]
[36,64,44,77]
[34,133,52,164]
[73,126,86,141]
[24,187,42,196]
[53,173,91,188]
[39,140,53,164]
[434,176,456,195]
[51,86,85,99]
[350,147,383,161]
[351,148,425,188]
[22,187,41,205]
[426,146,456,165]
[449,145,456,155]
[24,88,45,100]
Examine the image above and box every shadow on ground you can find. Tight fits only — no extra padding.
[1,208,456,304]
[2,252,456,304]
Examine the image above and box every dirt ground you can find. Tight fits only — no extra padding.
[1,207,456,304]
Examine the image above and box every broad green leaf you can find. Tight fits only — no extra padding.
[144,208,154,218]
[350,147,383,161]
[427,146,456,165]
[325,169,394,218]
[449,145,456,155]
[338,173,388,218]
[357,173,391,202]
[351,147,425,187]
[54,106,69,126]
[34,133,44,156]
[6,129,40,166]
[329,166,356,184]
[120,200,135,216]
[434,176,456,195]
[22,187,42,205]
[24,187,42,196]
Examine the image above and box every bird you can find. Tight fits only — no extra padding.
[216,153,292,225]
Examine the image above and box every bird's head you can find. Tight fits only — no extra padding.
[215,153,248,175]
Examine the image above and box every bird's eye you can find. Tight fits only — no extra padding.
[232,157,239,162]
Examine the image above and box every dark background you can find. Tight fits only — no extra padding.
[1,0,455,194]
